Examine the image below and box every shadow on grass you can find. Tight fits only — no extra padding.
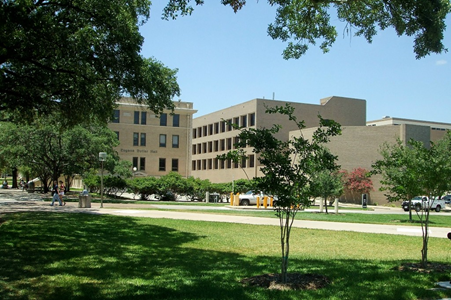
[0,212,450,300]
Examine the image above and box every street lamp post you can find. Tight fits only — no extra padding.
[132,167,137,199]
[99,152,107,208]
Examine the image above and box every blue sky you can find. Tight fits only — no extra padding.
[140,2,451,123]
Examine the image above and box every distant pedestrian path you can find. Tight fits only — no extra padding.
[1,189,450,239]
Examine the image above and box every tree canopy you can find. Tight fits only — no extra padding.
[1,0,180,126]
[163,0,451,59]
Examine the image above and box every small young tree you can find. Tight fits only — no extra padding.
[310,169,344,214]
[372,134,451,267]
[223,104,341,283]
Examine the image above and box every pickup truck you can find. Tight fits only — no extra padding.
[239,191,272,206]
[402,196,445,212]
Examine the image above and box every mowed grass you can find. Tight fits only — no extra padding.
[1,212,451,300]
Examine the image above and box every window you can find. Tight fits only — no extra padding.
[159,134,166,147]
[132,157,138,169]
[241,157,247,168]
[193,128,197,139]
[220,139,225,151]
[159,158,166,171]
[160,113,167,126]
[233,117,239,128]
[214,158,219,169]
[227,159,232,169]
[208,159,212,169]
[241,115,247,128]
[214,122,219,134]
[234,161,239,168]
[208,124,213,135]
[197,160,201,170]
[198,127,202,137]
[202,143,207,153]
[220,159,225,169]
[227,119,232,131]
[249,155,255,168]
[197,144,201,154]
[192,160,196,171]
[172,159,179,171]
[214,140,218,152]
[141,112,147,125]
[115,131,119,140]
[140,133,146,146]
[173,114,180,127]
[202,159,206,170]
[133,133,139,146]
[140,157,145,171]
[113,110,120,123]
[208,141,212,152]
[134,111,139,124]
[226,138,232,150]
[220,121,226,133]
[249,113,255,126]
[172,135,179,148]
[192,145,197,155]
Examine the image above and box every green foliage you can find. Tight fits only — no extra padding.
[163,0,451,59]
[310,170,344,213]
[1,0,180,125]
[127,176,160,200]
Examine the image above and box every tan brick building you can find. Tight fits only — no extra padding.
[191,96,366,183]
[108,98,197,177]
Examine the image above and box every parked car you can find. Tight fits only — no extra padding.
[441,195,451,204]
[402,196,445,212]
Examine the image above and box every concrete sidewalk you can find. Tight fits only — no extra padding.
[0,189,450,239]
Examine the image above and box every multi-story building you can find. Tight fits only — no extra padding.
[108,98,197,178]
[191,96,366,183]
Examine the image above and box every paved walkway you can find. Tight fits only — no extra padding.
[0,189,450,239]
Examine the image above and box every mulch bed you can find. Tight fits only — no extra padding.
[393,262,451,273]
[240,273,330,290]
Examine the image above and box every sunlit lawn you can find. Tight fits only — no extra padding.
[1,212,451,300]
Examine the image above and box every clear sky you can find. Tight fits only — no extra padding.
[140,2,451,123]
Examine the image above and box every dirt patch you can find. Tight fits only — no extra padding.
[394,262,451,273]
[240,273,330,290]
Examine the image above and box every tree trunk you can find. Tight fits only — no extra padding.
[421,207,430,267]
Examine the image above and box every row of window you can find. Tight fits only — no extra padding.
[112,110,180,127]
[192,137,244,155]
[193,112,255,139]
[132,157,179,172]
[192,155,255,171]
[130,133,180,148]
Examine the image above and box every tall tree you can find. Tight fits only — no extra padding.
[1,0,180,125]
[163,0,450,59]
[222,104,341,283]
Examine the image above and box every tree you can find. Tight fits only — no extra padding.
[310,169,344,214]
[342,168,374,203]
[372,134,451,266]
[163,0,451,59]
[371,140,424,221]
[0,117,119,192]
[223,104,341,283]
[1,0,180,126]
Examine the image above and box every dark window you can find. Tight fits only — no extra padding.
[214,140,218,152]
[226,138,232,150]
[159,134,166,147]
[133,133,139,146]
[220,160,225,169]
[241,115,247,127]
[249,155,255,168]
[140,157,145,170]
[160,113,167,126]
[172,159,179,171]
[214,158,219,169]
[134,111,139,124]
[227,159,232,169]
[115,131,119,140]
[192,145,197,155]
[249,113,255,126]
[173,114,180,127]
[192,160,196,171]
[220,139,225,151]
[227,119,232,131]
[198,127,202,137]
[140,133,146,146]
[132,157,138,169]
[197,160,201,170]
[208,124,213,135]
[208,141,212,152]
[202,159,206,170]
[233,117,239,128]
[172,135,179,148]
[141,112,147,125]
[208,159,212,169]
[241,157,247,168]
[214,122,219,134]
[113,110,120,123]
[220,121,226,133]
[159,158,166,171]
[193,128,197,139]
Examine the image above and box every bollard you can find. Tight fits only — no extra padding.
[230,192,234,206]
[256,196,260,208]
[319,198,323,213]
[206,191,210,203]
[334,198,339,214]
[235,193,240,206]
[263,196,268,209]
[270,197,273,207]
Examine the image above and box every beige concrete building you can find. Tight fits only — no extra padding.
[108,98,197,177]
[191,96,366,183]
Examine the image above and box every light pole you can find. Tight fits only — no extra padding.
[99,152,107,208]
[132,167,137,199]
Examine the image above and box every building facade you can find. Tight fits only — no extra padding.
[191,96,366,183]
[108,98,197,178]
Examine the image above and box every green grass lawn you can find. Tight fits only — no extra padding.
[1,212,451,299]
